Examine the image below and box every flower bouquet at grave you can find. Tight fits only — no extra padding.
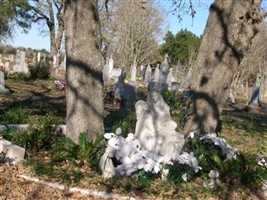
[0,65,5,71]
[99,128,202,183]
[54,80,66,93]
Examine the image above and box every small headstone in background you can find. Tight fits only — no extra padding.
[249,73,261,107]
[37,52,41,62]
[113,83,136,108]
[159,55,169,84]
[0,71,10,94]
[171,82,179,93]
[153,64,160,82]
[108,56,114,74]
[102,62,110,86]
[111,68,122,81]
[144,65,152,87]
[13,50,29,74]
[130,63,137,84]
[166,69,173,88]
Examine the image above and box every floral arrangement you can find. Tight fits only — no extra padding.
[100,128,201,180]
[0,65,5,71]
[54,80,66,92]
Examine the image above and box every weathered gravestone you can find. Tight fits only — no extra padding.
[249,73,261,107]
[108,56,114,74]
[0,71,10,94]
[13,50,29,74]
[153,64,160,82]
[102,62,110,86]
[130,63,137,85]
[144,65,152,87]
[111,68,122,81]
[113,83,136,108]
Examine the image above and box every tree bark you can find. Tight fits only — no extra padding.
[184,0,262,134]
[65,0,104,143]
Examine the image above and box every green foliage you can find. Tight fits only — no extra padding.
[0,0,31,41]
[1,108,28,124]
[162,91,192,130]
[221,152,267,186]
[167,164,197,185]
[109,108,137,137]
[160,29,201,65]
[29,60,51,79]
[1,113,60,151]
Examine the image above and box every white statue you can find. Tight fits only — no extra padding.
[135,90,185,164]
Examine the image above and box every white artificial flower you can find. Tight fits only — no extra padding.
[104,133,116,139]
[115,127,122,135]
[153,162,162,173]
[182,173,187,182]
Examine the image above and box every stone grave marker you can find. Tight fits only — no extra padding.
[249,73,261,107]
[144,65,152,87]
[111,68,122,81]
[13,50,29,74]
[130,63,137,84]
[0,71,10,94]
[102,62,110,86]
[108,56,114,74]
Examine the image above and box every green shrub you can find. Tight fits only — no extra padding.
[2,108,28,124]
[29,60,51,79]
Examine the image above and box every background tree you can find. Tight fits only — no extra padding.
[183,0,265,134]
[160,29,201,65]
[100,0,165,70]
[28,0,64,67]
[65,0,104,143]
[0,0,31,42]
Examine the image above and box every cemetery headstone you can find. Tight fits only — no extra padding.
[108,56,114,74]
[171,82,179,92]
[37,52,41,62]
[144,65,152,87]
[130,63,137,84]
[102,62,110,86]
[111,68,122,81]
[158,54,169,84]
[249,73,261,107]
[154,64,160,82]
[113,83,136,108]
[13,50,29,74]
[0,71,10,94]
[166,69,173,88]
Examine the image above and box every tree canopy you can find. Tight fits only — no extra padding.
[0,0,31,42]
[160,29,201,65]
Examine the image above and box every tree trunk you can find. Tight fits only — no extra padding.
[65,0,104,143]
[184,0,262,134]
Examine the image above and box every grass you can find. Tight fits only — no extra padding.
[0,78,266,199]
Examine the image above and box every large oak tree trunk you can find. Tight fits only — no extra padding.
[184,0,262,134]
[65,0,104,143]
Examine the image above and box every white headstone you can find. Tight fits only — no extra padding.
[166,69,173,88]
[111,68,122,81]
[13,50,29,74]
[102,62,110,86]
[249,73,261,107]
[154,64,160,82]
[144,65,152,87]
[159,55,169,85]
[0,71,10,94]
[108,56,114,74]
[130,63,137,84]
[37,52,41,62]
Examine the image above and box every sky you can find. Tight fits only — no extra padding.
[1,0,225,51]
